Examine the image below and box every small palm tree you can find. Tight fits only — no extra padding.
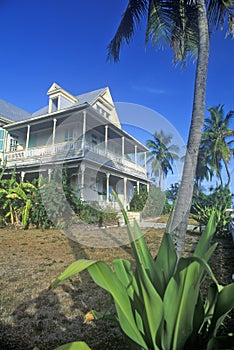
[146,131,180,189]
[195,142,213,189]
[201,105,234,186]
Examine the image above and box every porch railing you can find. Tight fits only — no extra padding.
[5,141,82,163]
[5,140,146,176]
[85,142,146,176]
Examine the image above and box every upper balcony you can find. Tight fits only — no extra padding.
[4,139,147,178]
[2,107,148,179]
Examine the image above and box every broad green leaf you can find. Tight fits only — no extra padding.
[194,211,217,258]
[88,262,147,349]
[154,232,177,298]
[113,259,140,299]
[136,264,163,349]
[113,190,159,289]
[53,342,92,350]
[133,221,160,286]
[50,259,97,289]
[208,283,234,337]
[162,259,204,350]
[10,186,27,200]
[51,259,147,349]
[204,283,219,320]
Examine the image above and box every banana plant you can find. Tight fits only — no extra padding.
[0,176,35,228]
[49,191,234,350]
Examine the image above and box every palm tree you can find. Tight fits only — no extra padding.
[195,142,213,189]
[107,0,233,256]
[146,131,180,189]
[201,105,234,186]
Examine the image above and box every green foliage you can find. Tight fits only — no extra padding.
[191,186,232,236]
[129,185,148,211]
[33,342,91,350]
[142,186,166,218]
[165,183,179,204]
[0,166,118,229]
[50,193,234,350]
[80,201,118,226]
[30,177,54,229]
[0,167,35,228]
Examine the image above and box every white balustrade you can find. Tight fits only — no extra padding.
[6,140,146,176]
[5,141,82,164]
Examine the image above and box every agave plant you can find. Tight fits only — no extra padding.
[48,191,234,350]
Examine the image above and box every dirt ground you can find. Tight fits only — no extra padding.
[0,225,233,350]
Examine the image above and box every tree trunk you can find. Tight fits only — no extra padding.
[224,159,231,186]
[170,0,210,257]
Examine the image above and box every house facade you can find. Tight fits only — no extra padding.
[0,83,149,209]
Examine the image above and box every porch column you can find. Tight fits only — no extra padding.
[144,152,147,172]
[21,171,25,182]
[122,136,125,162]
[124,177,127,208]
[147,183,150,193]
[82,111,87,151]
[52,118,57,145]
[106,172,110,203]
[135,145,137,168]
[80,164,85,201]
[48,168,52,182]
[25,125,30,150]
[137,181,140,195]
[105,125,108,155]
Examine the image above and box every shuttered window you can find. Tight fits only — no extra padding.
[0,129,5,151]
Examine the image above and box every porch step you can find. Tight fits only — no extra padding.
[118,211,142,227]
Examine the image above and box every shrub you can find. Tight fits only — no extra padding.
[129,185,148,211]
[191,186,232,236]
[142,185,166,218]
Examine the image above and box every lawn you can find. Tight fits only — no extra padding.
[0,225,233,350]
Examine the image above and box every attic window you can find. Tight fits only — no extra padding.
[51,97,59,112]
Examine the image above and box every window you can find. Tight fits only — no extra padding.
[64,128,73,142]
[51,97,59,112]
[0,129,5,152]
[91,133,98,145]
[10,138,18,152]
[94,103,110,119]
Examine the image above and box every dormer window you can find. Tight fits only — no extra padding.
[47,83,78,114]
[51,97,59,112]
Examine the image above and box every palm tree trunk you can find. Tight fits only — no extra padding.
[170,0,209,257]
[224,160,231,186]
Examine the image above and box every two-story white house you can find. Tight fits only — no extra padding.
[0,83,149,209]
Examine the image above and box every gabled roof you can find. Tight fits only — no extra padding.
[32,87,106,117]
[0,98,31,122]
[74,87,106,105]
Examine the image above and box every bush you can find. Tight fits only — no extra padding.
[191,186,232,237]
[142,186,166,218]
[129,185,148,211]
[80,201,118,226]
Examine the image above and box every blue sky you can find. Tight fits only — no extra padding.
[0,0,233,189]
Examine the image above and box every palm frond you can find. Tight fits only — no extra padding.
[107,0,148,61]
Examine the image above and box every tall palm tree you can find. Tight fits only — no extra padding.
[107,0,234,256]
[201,105,234,186]
[146,131,180,188]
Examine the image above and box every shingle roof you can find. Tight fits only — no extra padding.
[0,98,31,122]
[75,87,106,105]
[32,87,106,117]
